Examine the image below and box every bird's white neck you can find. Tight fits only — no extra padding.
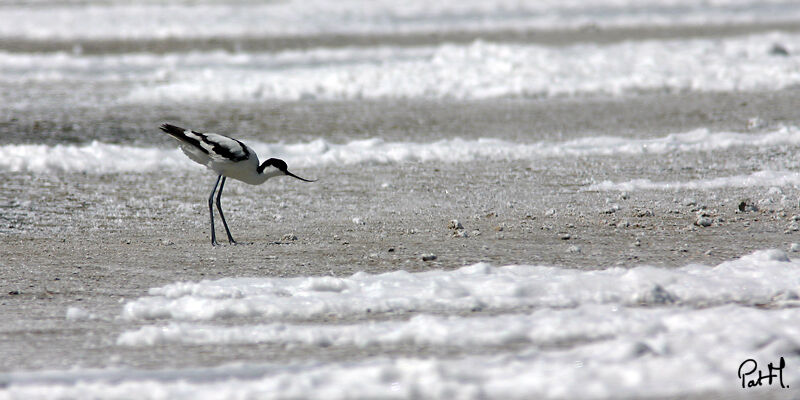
[223,162,281,185]
[259,167,284,182]
[240,165,282,185]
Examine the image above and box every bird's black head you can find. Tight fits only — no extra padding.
[271,158,288,172]
[259,158,316,182]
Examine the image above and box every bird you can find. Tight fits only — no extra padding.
[160,123,315,246]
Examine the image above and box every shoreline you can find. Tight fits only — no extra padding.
[2,20,800,55]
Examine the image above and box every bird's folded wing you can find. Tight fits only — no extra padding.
[161,124,251,163]
[199,133,251,162]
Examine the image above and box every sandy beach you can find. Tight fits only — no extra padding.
[3,90,800,375]
[3,1,800,397]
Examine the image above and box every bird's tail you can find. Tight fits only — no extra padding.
[159,123,211,155]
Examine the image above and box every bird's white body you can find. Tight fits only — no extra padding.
[159,123,315,245]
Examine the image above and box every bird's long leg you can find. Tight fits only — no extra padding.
[208,175,222,246]
[216,176,237,244]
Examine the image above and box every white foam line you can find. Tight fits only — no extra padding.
[114,303,800,352]
[118,34,800,101]
[2,127,799,173]
[6,304,800,398]
[0,47,436,84]
[0,141,191,174]
[2,0,799,40]
[5,32,800,102]
[588,170,800,191]
[116,307,629,348]
[6,249,800,399]
[121,249,800,322]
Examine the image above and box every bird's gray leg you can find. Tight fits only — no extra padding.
[209,175,222,246]
[216,176,237,244]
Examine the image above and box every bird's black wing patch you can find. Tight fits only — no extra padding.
[197,133,250,162]
[160,123,250,162]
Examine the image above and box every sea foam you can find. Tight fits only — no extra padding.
[2,0,798,40]
[3,32,800,103]
[2,127,798,173]
[120,249,800,322]
[4,249,799,399]
[589,170,800,191]
[122,34,800,101]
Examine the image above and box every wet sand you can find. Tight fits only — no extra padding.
[3,89,800,146]
[2,91,800,373]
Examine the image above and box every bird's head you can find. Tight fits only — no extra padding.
[258,158,316,182]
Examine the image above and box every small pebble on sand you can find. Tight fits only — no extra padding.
[601,204,620,214]
[421,254,437,261]
[695,216,713,227]
[452,230,469,238]
[448,220,464,230]
[738,199,758,213]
